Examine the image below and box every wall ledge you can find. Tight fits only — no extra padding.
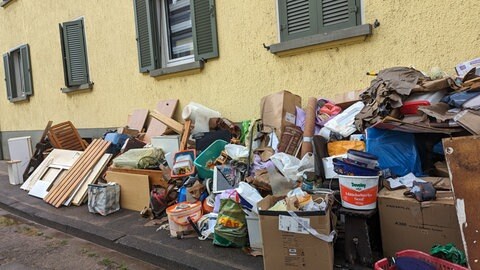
[150,61,204,78]
[61,82,94,94]
[269,24,373,57]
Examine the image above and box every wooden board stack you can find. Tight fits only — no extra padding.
[44,139,111,208]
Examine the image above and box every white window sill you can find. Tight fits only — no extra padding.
[269,24,373,57]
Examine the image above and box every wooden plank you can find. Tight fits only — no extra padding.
[127,109,149,132]
[105,171,150,212]
[108,166,167,188]
[52,140,110,207]
[443,135,480,269]
[45,140,106,205]
[71,154,112,206]
[150,110,184,134]
[179,120,192,151]
[144,99,179,143]
[44,140,102,203]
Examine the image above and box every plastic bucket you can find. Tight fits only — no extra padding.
[166,201,202,237]
[338,175,379,210]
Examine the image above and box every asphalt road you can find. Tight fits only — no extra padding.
[0,209,163,270]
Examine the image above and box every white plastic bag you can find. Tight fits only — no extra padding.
[270,152,315,182]
[225,144,249,160]
[235,182,263,215]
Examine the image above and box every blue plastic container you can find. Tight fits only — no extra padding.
[333,158,380,176]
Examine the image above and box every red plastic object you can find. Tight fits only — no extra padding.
[374,250,468,270]
[400,101,431,115]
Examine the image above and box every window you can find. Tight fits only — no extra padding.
[133,0,219,76]
[3,44,33,102]
[279,0,361,41]
[59,18,92,92]
[270,0,371,55]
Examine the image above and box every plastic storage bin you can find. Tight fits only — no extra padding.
[374,249,468,270]
[194,139,228,179]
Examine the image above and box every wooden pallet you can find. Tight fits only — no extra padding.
[44,139,110,207]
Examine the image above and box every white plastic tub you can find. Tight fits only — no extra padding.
[338,175,379,210]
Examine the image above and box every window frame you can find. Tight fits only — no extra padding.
[3,44,33,103]
[158,0,195,68]
[133,0,219,77]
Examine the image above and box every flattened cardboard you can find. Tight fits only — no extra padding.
[105,171,150,211]
[454,110,480,135]
[418,103,458,122]
[378,188,463,257]
[258,195,334,270]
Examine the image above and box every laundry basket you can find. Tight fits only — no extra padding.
[374,250,468,270]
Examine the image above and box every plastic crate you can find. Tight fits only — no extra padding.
[193,139,228,179]
[374,250,468,270]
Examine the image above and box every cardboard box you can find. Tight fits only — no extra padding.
[456,57,480,77]
[258,195,334,270]
[378,188,463,257]
[260,90,301,141]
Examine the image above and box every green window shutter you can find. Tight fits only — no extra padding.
[59,24,69,87]
[278,0,318,42]
[133,0,156,72]
[3,53,13,100]
[19,44,33,96]
[61,19,90,87]
[318,0,360,33]
[191,0,219,61]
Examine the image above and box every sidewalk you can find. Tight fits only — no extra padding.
[0,161,263,270]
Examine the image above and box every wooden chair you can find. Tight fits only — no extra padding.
[48,121,87,151]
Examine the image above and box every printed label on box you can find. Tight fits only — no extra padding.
[279,215,310,234]
[285,112,296,124]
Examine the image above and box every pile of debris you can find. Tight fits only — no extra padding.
[6,61,480,269]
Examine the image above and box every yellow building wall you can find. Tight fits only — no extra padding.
[0,0,478,131]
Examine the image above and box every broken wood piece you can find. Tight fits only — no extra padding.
[24,121,52,181]
[144,99,179,143]
[180,120,192,151]
[150,110,184,134]
[127,109,149,132]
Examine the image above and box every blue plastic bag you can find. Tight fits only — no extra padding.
[366,128,423,177]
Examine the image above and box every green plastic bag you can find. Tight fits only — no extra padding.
[213,199,247,247]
